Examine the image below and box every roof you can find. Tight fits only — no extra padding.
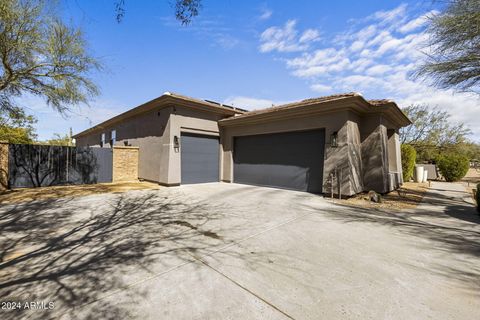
[222,93,360,121]
[74,91,411,138]
[219,92,411,127]
[74,92,246,138]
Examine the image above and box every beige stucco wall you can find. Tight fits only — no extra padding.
[113,146,139,182]
[76,105,228,185]
[76,107,171,183]
[360,115,389,193]
[0,141,8,190]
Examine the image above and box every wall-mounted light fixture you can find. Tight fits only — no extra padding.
[173,135,180,149]
[331,131,338,148]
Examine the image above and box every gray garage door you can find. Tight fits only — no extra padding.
[233,129,325,193]
[181,133,219,184]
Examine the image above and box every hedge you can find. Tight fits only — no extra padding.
[436,154,469,182]
[401,144,416,181]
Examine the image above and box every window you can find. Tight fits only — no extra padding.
[101,133,106,147]
[111,130,116,145]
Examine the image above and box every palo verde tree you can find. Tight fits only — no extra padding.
[0,106,37,143]
[400,104,470,145]
[417,0,480,93]
[0,0,101,118]
[400,104,472,162]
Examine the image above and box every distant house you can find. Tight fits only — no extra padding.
[73,92,411,196]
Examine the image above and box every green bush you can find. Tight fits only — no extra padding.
[401,144,416,181]
[436,154,469,182]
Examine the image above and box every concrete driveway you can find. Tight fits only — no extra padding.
[0,182,478,319]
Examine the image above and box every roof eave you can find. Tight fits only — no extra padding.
[73,94,244,138]
[219,95,412,128]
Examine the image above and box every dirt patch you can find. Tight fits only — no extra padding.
[336,182,429,210]
[0,181,161,204]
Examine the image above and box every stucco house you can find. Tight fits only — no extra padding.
[74,92,411,196]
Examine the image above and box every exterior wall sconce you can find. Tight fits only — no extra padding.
[331,132,338,148]
[173,135,180,149]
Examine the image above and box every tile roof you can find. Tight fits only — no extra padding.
[367,99,395,106]
[225,92,361,120]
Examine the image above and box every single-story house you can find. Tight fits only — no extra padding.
[73,92,411,196]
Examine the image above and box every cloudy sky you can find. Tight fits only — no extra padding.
[25,0,480,141]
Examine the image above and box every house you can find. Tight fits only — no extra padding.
[73,92,411,196]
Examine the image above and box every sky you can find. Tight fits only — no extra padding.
[24,0,480,141]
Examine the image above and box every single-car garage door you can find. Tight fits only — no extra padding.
[233,129,325,193]
[181,133,219,184]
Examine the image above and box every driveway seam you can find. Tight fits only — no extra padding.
[204,210,321,257]
[60,260,194,317]
[61,209,319,317]
[192,253,295,320]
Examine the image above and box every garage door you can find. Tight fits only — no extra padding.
[181,133,219,184]
[233,129,325,193]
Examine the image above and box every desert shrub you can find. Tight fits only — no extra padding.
[401,144,416,181]
[436,154,469,182]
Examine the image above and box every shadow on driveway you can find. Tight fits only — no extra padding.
[321,183,480,294]
[0,191,267,320]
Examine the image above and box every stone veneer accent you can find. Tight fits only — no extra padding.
[0,141,8,190]
[112,146,139,182]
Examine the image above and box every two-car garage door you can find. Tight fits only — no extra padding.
[180,129,325,193]
[233,129,325,193]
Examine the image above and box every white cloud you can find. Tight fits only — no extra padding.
[399,16,427,33]
[259,8,273,20]
[372,3,408,24]
[214,34,240,49]
[357,25,377,41]
[258,4,480,141]
[299,29,321,43]
[350,40,364,52]
[350,58,374,72]
[335,75,384,91]
[365,64,392,76]
[399,10,438,33]
[223,96,287,110]
[259,20,320,53]
[160,16,241,50]
[310,84,333,93]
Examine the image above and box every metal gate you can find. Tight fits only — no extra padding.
[8,144,113,188]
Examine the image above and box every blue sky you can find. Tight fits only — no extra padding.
[25,0,480,141]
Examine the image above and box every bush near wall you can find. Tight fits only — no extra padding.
[436,154,469,182]
[401,144,416,181]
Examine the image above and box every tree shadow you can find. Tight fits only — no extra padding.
[0,191,260,320]
[8,145,111,188]
[313,196,480,296]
